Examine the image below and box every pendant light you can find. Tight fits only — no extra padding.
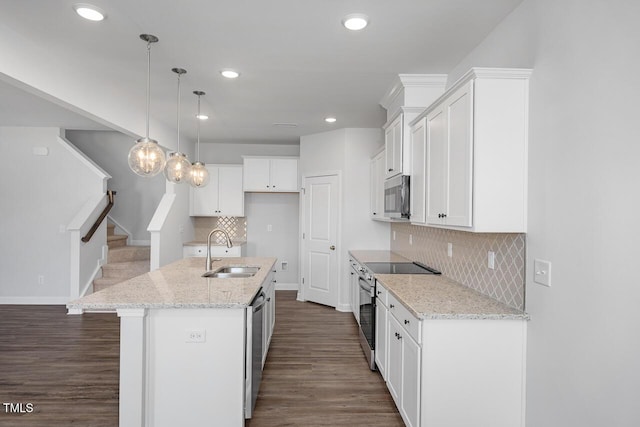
[189,90,210,188]
[128,34,166,177]
[164,68,191,184]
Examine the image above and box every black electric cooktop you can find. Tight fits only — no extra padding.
[365,261,441,275]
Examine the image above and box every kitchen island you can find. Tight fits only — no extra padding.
[67,256,277,427]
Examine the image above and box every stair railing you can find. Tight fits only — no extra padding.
[81,190,116,243]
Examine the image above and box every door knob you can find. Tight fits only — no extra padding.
[329,245,335,250]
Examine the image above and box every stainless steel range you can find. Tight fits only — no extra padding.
[354,260,440,370]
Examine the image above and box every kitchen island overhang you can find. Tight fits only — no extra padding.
[67,256,277,427]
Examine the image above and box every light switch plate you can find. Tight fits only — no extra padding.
[534,259,551,287]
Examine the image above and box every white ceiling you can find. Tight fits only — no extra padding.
[0,0,524,145]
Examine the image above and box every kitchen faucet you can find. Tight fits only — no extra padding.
[206,228,233,271]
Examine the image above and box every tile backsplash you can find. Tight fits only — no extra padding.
[391,223,526,311]
[193,217,247,244]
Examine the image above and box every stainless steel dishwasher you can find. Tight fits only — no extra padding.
[245,289,268,419]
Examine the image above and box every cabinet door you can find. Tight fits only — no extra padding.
[444,81,473,227]
[410,118,427,224]
[375,299,388,381]
[217,166,244,216]
[387,315,403,406]
[243,158,271,191]
[370,158,378,218]
[401,333,421,427]
[270,158,298,192]
[350,269,359,323]
[371,152,386,218]
[426,106,447,224]
[385,116,403,179]
[190,166,219,216]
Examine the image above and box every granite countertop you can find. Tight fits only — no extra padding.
[184,239,247,246]
[67,257,276,311]
[349,250,527,320]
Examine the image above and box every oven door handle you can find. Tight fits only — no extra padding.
[358,278,374,297]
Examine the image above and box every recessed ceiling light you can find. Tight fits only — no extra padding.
[73,3,106,21]
[221,70,240,79]
[325,117,337,123]
[196,114,209,120]
[342,14,369,31]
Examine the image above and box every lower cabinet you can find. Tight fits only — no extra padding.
[262,270,276,367]
[376,282,527,427]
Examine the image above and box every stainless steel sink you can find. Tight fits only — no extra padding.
[202,266,260,279]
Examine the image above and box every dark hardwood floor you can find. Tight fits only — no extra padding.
[0,305,120,426]
[0,291,402,426]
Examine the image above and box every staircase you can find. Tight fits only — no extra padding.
[93,223,150,292]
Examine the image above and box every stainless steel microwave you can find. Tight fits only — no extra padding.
[384,175,410,219]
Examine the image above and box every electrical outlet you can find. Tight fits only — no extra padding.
[267,224,273,232]
[487,251,495,270]
[393,231,396,241]
[179,224,184,233]
[409,234,413,245]
[37,275,45,285]
[447,243,453,258]
[534,259,552,287]
[185,329,206,343]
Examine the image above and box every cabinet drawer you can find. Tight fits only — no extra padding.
[183,245,242,258]
[375,281,388,307]
[388,293,421,344]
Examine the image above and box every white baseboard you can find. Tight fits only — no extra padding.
[0,296,70,305]
[336,303,351,313]
[275,282,299,291]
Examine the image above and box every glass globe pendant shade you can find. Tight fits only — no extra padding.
[164,152,192,184]
[128,137,166,177]
[189,161,210,188]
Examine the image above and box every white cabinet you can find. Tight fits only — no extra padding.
[409,117,427,224]
[262,269,276,367]
[242,157,298,192]
[349,260,360,324]
[386,295,421,427]
[374,282,388,380]
[190,165,244,217]
[384,115,403,179]
[425,82,473,227]
[414,67,531,232]
[375,280,527,427]
[182,245,244,258]
[369,149,385,219]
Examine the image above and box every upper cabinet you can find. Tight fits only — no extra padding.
[384,115,403,179]
[380,74,448,181]
[411,67,532,232]
[190,164,244,217]
[242,156,299,192]
[370,149,386,219]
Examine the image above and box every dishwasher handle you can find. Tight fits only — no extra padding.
[252,291,268,312]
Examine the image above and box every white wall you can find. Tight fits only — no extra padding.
[198,142,299,164]
[0,127,105,303]
[300,128,389,310]
[448,1,640,425]
[66,130,166,243]
[245,193,299,285]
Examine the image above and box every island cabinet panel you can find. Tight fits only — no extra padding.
[146,308,246,427]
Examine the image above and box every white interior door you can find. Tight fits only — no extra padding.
[301,174,339,307]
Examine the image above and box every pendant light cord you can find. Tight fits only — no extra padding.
[196,94,201,160]
[145,41,151,140]
[176,73,181,152]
